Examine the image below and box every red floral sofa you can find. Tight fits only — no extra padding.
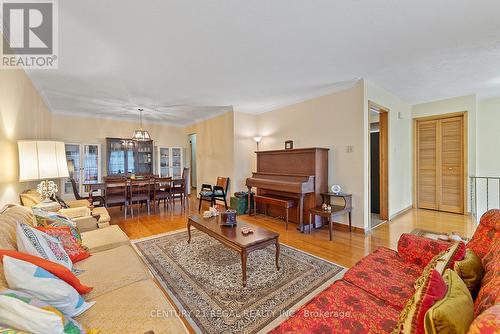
[270,210,500,333]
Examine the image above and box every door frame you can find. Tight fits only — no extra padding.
[412,111,468,214]
[368,101,389,221]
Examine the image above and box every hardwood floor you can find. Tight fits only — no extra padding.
[113,196,476,268]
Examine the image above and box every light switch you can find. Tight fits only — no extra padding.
[346,145,353,153]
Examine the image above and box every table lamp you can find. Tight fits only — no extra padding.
[18,140,69,202]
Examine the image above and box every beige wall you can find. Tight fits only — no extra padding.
[0,69,52,207]
[256,81,366,228]
[184,112,235,195]
[364,80,413,222]
[233,111,258,192]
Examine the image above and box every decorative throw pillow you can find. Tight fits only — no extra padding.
[16,222,73,270]
[474,239,500,317]
[414,241,466,289]
[393,269,448,334]
[424,269,474,334]
[35,226,90,263]
[32,208,82,243]
[454,249,484,297]
[0,327,25,334]
[0,250,92,294]
[467,304,500,334]
[0,289,86,334]
[3,257,94,317]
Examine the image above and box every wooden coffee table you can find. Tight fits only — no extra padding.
[187,214,280,287]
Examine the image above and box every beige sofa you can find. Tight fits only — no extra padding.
[0,205,188,334]
[20,189,111,232]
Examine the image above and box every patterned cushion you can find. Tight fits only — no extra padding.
[200,190,224,197]
[467,209,500,260]
[16,223,73,270]
[397,233,452,267]
[474,239,500,317]
[393,269,447,334]
[0,205,34,250]
[269,280,399,334]
[35,226,90,263]
[423,269,474,334]
[3,256,94,317]
[343,247,422,310]
[0,289,86,334]
[468,304,500,334]
[416,241,466,288]
[0,250,92,295]
[454,249,484,297]
[32,208,82,243]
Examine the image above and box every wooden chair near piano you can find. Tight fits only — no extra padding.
[198,177,230,212]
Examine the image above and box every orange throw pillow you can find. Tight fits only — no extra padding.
[0,250,92,294]
[35,226,91,263]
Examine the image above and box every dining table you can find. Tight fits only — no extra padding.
[82,177,185,204]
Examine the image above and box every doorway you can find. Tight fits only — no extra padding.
[369,101,389,228]
[414,112,466,214]
[188,133,197,192]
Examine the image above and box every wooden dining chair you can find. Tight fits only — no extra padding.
[198,177,230,212]
[153,177,173,212]
[104,177,129,218]
[70,177,104,207]
[129,179,151,216]
[171,168,189,211]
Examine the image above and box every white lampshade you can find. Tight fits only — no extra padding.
[18,140,69,182]
[252,136,262,143]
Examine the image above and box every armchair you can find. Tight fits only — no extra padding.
[198,177,229,212]
[20,189,110,232]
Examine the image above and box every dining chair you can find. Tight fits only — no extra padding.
[70,177,104,207]
[152,177,172,212]
[171,168,189,211]
[104,177,129,218]
[129,178,151,216]
[198,177,230,212]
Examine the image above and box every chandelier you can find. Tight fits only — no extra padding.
[132,108,151,141]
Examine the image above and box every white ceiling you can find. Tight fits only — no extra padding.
[27,0,500,126]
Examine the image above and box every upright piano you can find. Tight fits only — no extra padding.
[246,147,329,230]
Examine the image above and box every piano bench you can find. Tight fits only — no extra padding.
[253,195,297,230]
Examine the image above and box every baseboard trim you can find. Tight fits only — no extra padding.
[332,222,365,234]
[389,205,413,221]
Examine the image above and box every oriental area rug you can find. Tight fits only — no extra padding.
[132,230,345,334]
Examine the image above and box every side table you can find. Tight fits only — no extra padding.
[308,192,352,240]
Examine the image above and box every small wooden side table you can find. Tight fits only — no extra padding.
[308,192,352,240]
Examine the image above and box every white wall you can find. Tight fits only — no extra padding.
[477,97,500,176]
[364,80,413,223]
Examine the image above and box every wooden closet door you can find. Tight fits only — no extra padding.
[439,117,464,213]
[417,120,439,210]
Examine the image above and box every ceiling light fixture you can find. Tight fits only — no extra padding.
[132,108,152,142]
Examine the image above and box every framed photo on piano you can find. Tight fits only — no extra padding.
[285,140,293,150]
